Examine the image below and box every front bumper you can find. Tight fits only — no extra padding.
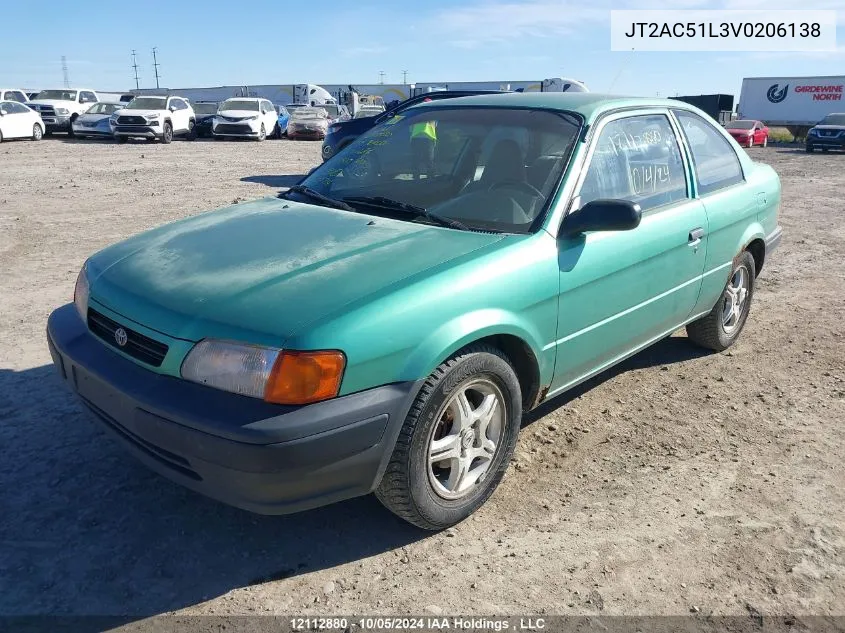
[72,124,113,137]
[46,303,420,515]
[289,126,327,139]
[113,124,161,139]
[807,136,845,149]
[41,115,71,130]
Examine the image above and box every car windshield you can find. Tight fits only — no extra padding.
[36,90,77,100]
[727,120,755,130]
[221,99,259,111]
[320,105,339,117]
[126,97,166,110]
[819,114,845,126]
[86,103,121,115]
[295,106,580,233]
[291,108,327,120]
[193,103,218,115]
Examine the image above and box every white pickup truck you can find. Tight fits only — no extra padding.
[26,89,99,136]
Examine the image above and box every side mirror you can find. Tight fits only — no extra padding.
[560,199,642,237]
[169,105,176,112]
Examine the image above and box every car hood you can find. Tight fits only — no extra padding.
[87,196,504,345]
[76,113,111,123]
[217,109,259,119]
[118,108,164,117]
[813,125,845,131]
[28,99,76,107]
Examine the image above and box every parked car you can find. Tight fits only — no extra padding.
[805,112,845,153]
[0,101,43,142]
[286,106,330,139]
[321,90,507,161]
[317,103,351,124]
[47,93,782,530]
[191,101,219,138]
[273,105,291,138]
[212,98,278,141]
[724,119,768,148]
[0,89,29,103]
[71,102,124,139]
[112,95,195,144]
[354,106,385,119]
[27,89,99,136]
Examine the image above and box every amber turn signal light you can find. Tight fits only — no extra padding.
[264,350,346,405]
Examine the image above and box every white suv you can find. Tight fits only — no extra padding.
[112,95,195,144]
[213,98,278,141]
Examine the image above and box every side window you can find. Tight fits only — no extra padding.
[10,91,26,103]
[0,103,12,115]
[674,110,744,195]
[578,114,688,212]
[172,99,186,110]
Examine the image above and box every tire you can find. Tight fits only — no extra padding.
[748,137,753,148]
[257,123,266,142]
[186,121,196,141]
[375,344,522,530]
[67,115,78,138]
[32,124,43,141]
[806,144,814,153]
[686,251,756,352]
[0,129,3,143]
[762,136,768,148]
[116,135,127,144]
[822,147,829,153]
[161,122,173,144]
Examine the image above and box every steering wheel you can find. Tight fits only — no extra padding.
[489,180,544,199]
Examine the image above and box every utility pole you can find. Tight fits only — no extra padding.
[152,47,161,90]
[378,70,385,84]
[61,56,70,89]
[131,50,140,90]
[402,70,408,85]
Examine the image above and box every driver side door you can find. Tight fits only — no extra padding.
[548,110,708,396]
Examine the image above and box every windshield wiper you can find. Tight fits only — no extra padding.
[281,185,354,212]
[343,196,468,231]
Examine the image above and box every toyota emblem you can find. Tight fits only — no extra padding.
[114,327,128,347]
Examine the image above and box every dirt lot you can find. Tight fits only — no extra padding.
[0,137,843,623]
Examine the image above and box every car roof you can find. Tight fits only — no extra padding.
[412,92,704,122]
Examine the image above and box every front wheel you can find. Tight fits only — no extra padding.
[806,144,814,153]
[116,135,127,144]
[686,251,755,351]
[161,122,173,144]
[762,136,768,148]
[257,123,266,142]
[32,124,43,141]
[376,344,522,530]
[748,137,753,148]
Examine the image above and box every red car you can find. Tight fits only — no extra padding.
[725,119,769,148]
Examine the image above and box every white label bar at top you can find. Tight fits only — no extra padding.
[610,10,837,52]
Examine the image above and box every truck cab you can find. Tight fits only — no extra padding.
[27,89,99,135]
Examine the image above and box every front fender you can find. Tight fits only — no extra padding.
[401,308,550,386]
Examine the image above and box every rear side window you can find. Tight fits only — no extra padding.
[674,110,744,195]
[578,114,688,212]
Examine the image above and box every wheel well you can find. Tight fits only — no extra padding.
[476,334,541,409]
[746,238,765,276]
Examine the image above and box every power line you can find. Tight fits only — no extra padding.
[152,47,161,90]
[61,56,70,89]
[131,50,140,90]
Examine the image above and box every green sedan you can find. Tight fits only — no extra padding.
[47,93,782,530]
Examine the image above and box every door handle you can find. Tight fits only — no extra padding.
[688,227,705,246]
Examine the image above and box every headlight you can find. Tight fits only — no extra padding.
[181,340,345,405]
[244,115,259,121]
[809,128,818,136]
[74,262,89,320]
[56,108,69,115]
[145,113,160,120]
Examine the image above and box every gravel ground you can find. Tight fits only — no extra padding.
[0,137,843,623]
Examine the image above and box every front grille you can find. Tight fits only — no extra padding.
[117,115,146,125]
[35,106,56,116]
[87,308,168,367]
[115,125,153,134]
[215,123,253,134]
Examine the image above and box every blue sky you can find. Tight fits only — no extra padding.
[0,0,842,98]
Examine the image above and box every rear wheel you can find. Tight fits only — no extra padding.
[186,120,196,141]
[32,124,43,141]
[686,251,755,352]
[376,344,522,530]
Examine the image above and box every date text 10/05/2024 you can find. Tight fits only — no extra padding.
[289,617,547,631]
